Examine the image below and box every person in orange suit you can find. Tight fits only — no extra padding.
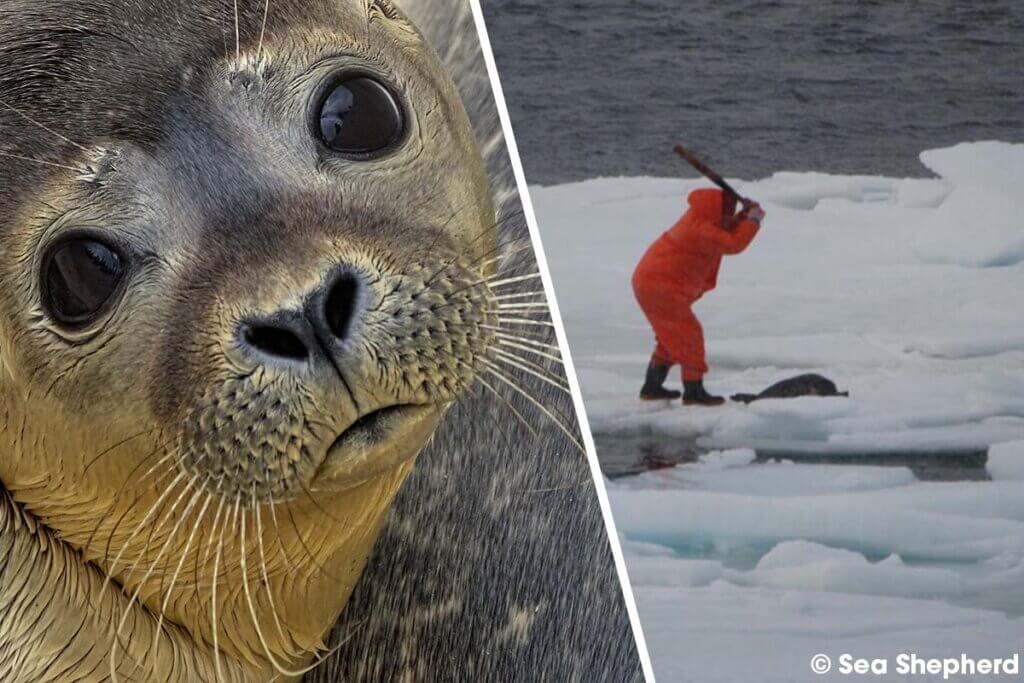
[632,188,765,405]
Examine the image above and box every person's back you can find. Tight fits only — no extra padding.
[632,188,764,405]
[634,189,759,300]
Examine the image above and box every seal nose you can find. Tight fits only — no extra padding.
[322,272,360,341]
[237,269,363,366]
[239,313,312,362]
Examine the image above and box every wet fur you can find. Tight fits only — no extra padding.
[731,373,849,404]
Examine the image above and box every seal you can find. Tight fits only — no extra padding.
[731,373,849,404]
[0,0,503,679]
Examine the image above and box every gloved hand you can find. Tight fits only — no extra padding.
[745,201,765,222]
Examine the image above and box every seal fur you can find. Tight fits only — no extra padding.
[1,0,497,678]
[731,373,849,404]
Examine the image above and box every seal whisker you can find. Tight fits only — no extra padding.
[486,273,544,288]
[488,351,571,394]
[481,325,557,347]
[497,316,557,329]
[102,468,187,597]
[124,479,207,680]
[253,492,291,648]
[475,240,536,271]
[256,0,271,62]
[83,428,159,473]
[296,478,342,525]
[241,499,316,677]
[267,499,302,578]
[493,335,560,360]
[128,472,201,582]
[150,476,214,661]
[464,382,520,452]
[192,477,227,592]
[232,0,241,61]
[226,493,243,579]
[494,290,549,301]
[446,270,543,303]
[122,473,200,586]
[472,370,538,439]
[110,474,199,681]
[430,229,529,287]
[494,301,550,314]
[417,213,523,292]
[495,337,563,362]
[497,299,552,308]
[415,199,479,265]
[84,445,163,565]
[0,151,81,173]
[483,366,585,453]
[108,446,213,575]
[210,493,235,683]
[460,241,533,281]
[284,502,346,584]
[299,619,370,680]
[0,99,92,153]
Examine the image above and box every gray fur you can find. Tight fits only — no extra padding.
[731,373,849,404]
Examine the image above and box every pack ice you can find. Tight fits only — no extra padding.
[532,142,1024,681]
[532,140,1024,453]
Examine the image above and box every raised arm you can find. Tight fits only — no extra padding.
[697,202,765,255]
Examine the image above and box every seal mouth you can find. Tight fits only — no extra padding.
[312,402,442,491]
[329,403,422,451]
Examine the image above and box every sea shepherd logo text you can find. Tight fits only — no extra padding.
[834,653,1020,678]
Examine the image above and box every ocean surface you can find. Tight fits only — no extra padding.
[482,0,1024,185]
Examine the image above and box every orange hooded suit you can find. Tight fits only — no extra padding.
[632,188,760,381]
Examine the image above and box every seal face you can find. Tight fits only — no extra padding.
[0,0,501,678]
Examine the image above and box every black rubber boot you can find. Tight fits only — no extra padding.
[639,361,681,400]
[683,379,725,406]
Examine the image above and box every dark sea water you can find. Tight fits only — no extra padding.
[482,0,1024,185]
[595,433,989,482]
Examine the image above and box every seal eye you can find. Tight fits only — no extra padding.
[317,77,403,156]
[43,238,124,327]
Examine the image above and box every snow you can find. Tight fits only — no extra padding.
[989,441,1024,482]
[531,141,1024,454]
[913,142,1024,268]
[531,142,1024,680]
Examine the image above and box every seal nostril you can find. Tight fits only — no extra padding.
[325,273,359,340]
[244,325,309,361]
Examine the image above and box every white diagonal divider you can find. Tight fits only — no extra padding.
[466,2,657,680]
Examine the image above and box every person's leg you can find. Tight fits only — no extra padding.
[636,285,723,406]
[675,307,708,382]
[653,341,672,366]
[639,340,681,400]
[675,307,724,406]
[633,286,682,400]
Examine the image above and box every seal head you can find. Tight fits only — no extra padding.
[0,0,496,678]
